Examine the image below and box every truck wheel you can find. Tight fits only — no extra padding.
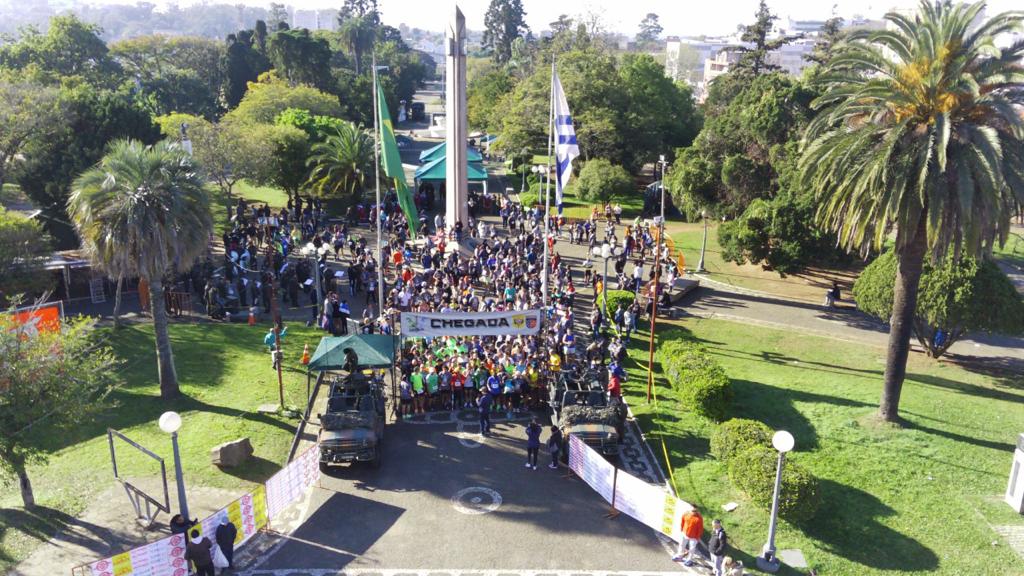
[319,462,330,474]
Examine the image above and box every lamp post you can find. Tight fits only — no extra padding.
[300,242,327,324]
[591,242,613,318]
[520,148,530,193]
[158,411,189,521]
[696,209,708,273]
[757,430,795,573]
[530,164,547,195]
[657,154,669,225]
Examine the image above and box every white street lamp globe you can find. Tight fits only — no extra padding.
[601,244,611,259]
[159,411,182,434]
[772,430,795,453]
[591,246,601,258]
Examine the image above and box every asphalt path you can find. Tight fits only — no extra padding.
[243,419,680,574]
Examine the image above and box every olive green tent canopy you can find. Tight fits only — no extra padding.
[308,334,396,371]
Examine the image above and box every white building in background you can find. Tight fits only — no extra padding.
[292,10,337,31]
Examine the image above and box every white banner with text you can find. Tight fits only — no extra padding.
[567,433,690,542]
[400,310,542,337]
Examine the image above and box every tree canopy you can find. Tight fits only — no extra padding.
[799,0,1024,422]
[483,0,529,64]
[854,251,1024,358]
[0,310,118,507]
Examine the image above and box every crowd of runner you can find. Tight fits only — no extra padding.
[185,188,677,418]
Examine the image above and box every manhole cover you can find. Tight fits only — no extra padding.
[451,487,502,515]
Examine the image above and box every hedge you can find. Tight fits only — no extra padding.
[710,418,773,463]
[728,446,821,524]
[658,339,733,421]
[605,290,635,316]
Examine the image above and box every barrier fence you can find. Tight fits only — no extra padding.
[567,434,691,542]
[74,444,322,576]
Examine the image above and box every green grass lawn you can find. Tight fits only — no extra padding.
[623,318,1024,575]
[517,187,646,221]
[994,229,1024,271]
[209,181,291,236]
[0,321,322,570]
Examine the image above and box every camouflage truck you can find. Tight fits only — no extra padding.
[317,372,386,470]
[548,369,626,459]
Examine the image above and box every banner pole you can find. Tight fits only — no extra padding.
[605,466,620,519]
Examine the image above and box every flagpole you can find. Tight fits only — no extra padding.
[542,58,555,308]
[373,54,385,320]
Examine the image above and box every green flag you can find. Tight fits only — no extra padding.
[376,81,419,238]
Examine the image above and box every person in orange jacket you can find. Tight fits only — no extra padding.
[672,506,704,566]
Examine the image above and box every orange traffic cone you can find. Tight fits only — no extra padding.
[248,307,256,326]
[300,343,310,365]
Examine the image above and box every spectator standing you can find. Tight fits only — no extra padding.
[525,417,542,470]
[672,507,704,565]
[215,516,237,569]
[477,390,493,436]
[547,425,563,469]
[185,529,215,576]
[708,519,729,576]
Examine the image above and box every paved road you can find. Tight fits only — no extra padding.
[238,420,683,575]
[682,276,1024,371]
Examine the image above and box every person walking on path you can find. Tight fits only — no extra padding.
[477,390,493,436]
[525,417,542,470]
[214,516,238,569]
[672,507,704,565]
[185,529,216,576]
[547,425,563,468]
[708,519,729,576]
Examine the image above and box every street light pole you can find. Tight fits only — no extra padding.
[697,210,708,273]
[159,412,189,521]
[520,149,528,193]
[657,154,668,224]
[757,430,795,573]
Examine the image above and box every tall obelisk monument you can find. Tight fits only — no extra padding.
[445,5,469,233]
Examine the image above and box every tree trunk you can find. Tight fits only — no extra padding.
[149,276,180,399]
[17,464,35,508]
[112,275,124,328]
[879,214,929,423]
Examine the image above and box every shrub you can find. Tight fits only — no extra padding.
[728,446,821,524]
[604,290,635,315]
[710,418,773,463]
[575,158,633,202]
[659,340,733,421]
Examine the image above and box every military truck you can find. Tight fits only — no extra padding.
[548,368,626,460]
[317,372,386,471]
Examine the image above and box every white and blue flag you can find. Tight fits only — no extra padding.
[553,69,579,214]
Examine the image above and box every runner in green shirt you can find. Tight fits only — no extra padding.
[411,371,425,414]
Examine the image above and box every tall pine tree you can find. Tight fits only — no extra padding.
[483,0,529,64]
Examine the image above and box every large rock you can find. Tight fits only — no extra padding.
[210,438,254,468]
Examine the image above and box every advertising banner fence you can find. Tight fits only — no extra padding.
[567,434,616,504]
[400,310,542,337]
[82,445,320,576]
[567,433,690,542]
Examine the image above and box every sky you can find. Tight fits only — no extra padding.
[37,0,1021,37]
[161,0,1020,37]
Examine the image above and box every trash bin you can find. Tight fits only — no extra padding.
[1007,433,1024,513]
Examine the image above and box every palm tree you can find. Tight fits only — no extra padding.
[69,140,212,399]
[799,1,1024,423]
[339,15,375,75]
[306,122,374,199]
